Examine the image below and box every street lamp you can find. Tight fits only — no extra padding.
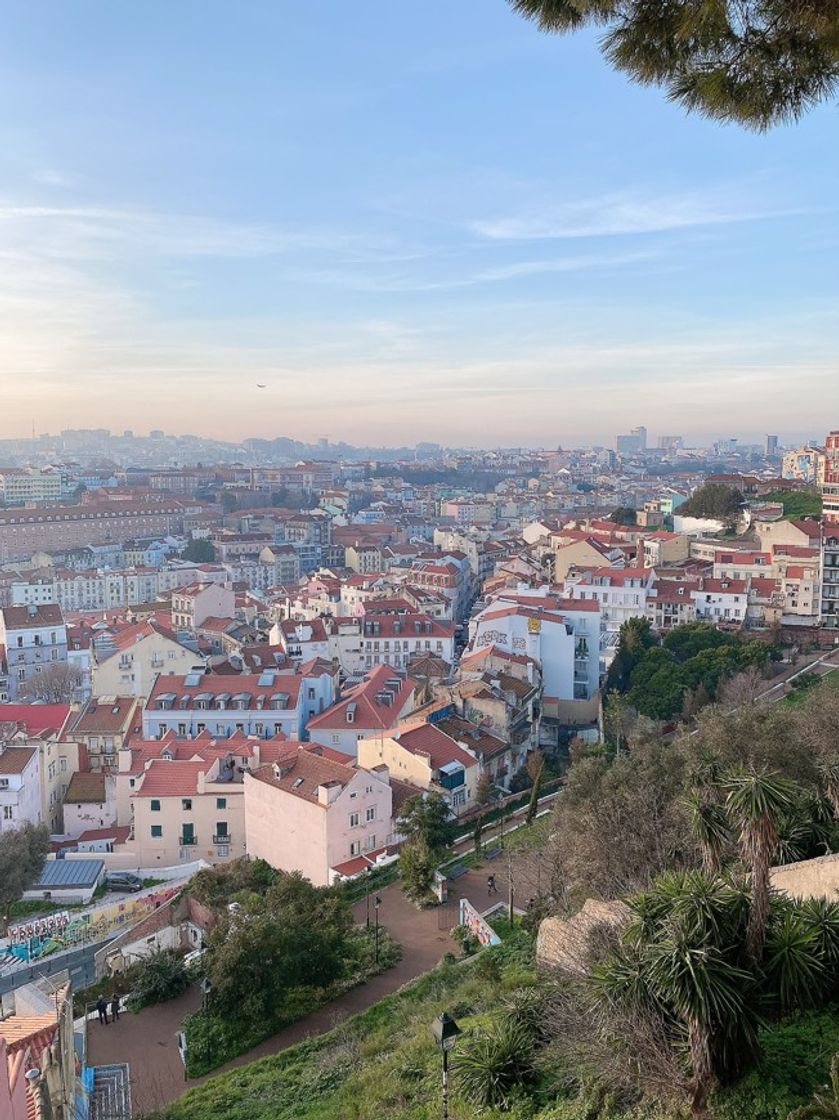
[431,1011,461,1120]
[373,895,382,965]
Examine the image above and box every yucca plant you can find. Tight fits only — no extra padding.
[454,1019,535,1110]
[723,768,799,961]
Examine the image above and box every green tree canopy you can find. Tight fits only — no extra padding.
[396,791,455,853]
[510,1,839,130]
[182,538,217,563]
[678,481,745,522]
[0,824,49,934]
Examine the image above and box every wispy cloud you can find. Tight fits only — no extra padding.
[471,188,801,241]
[0,201,375,261]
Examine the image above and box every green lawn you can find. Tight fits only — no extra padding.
[784,667,839,706]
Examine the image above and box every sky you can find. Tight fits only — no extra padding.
[0,1,837,449]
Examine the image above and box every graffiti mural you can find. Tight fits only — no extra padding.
[459,898,501,947]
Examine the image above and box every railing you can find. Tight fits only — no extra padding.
[212,834,229,845]
[179,835,198,846]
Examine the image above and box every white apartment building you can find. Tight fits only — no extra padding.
[562,566,653,630]
[0,745,41,831]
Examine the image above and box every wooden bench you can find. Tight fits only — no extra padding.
[446,862,468,881]
[483,845,502,861]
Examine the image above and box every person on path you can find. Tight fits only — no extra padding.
[487,874,498,896]
[96,996,109,1025]
[110,994,120,1022]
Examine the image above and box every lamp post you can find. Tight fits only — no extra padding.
[431,1011,461,1120]
[373,895,382,965]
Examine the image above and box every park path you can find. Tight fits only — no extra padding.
[86,855,542,1117]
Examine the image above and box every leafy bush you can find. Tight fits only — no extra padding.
[126,949,190,1011]
[454,1018,536,1109]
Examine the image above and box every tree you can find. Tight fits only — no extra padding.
[685,791,731,875]
[396,792,455,853]
[723,768,799,960]
[473,813,484,857]
[399,836,437,906]
[454,1019,536,1110]
[220,490,238,513]
[607,506,637,526]
[677,482,744,525]
[204,871,352,1026]
[606,616,658,693]
[526,752,546,824]
[126,948,190,1011]
[19,663,83,703]
[509,1,839,130]
[474,772,494,806]
[182,538,216,563]
[0,824,49,934]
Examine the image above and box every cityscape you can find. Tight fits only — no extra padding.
[1,5,839,1120]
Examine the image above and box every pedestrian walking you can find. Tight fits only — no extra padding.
[110,994,120,1022]
[96,996,109,1026]
[487,874,498,896]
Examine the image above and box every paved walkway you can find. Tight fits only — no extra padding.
[86,856,540,1117]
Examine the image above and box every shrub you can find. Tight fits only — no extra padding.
[126,948,189,1011]
[454,1018,536,1109]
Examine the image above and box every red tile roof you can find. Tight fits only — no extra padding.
[307,665,414,732]
[1,604,64,629]
[248,749,356,806]
[0,703,71,736]
[0,746,37,774]
[390,723,477,769]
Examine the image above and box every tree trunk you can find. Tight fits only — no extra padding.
[687,1015,713,1116]
[747,841,770,962]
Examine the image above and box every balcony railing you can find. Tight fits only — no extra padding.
[179,835,198,846]
[212,834,230,845]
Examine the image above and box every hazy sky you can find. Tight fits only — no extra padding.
[0,2,837,448]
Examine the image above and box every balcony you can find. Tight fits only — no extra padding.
[212,834,230,845]
[179,835,198,846]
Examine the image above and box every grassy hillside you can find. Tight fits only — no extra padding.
[152,928,839,1120]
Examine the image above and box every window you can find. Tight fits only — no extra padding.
[215,821,228,837]
[151,825,162,838]
[182,799,192,811]
[216,797,227,809]
[349,840,361,856]
[60,758,67,772]
[349,812,360,827]
[366,806,376,822]
[151,799,161,811]
[3,806,13,820]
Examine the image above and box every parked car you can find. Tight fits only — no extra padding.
[106,872,144,893]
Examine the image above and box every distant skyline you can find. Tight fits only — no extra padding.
[0,2,837,445]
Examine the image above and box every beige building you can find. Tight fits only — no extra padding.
[63,770,117,837]
[131,752,247,866]
[92,619,205,699]
[66,696,140,772]
[553,537,620,580]
[357,721,479,816]
[171,582,235,631]
[641,532,690,568]
[0,467,62,504]
[0,704,78,832]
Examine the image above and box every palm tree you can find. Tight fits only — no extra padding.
[685,792,731,874]
[593,871,756,1113]
[788,1053,839,1119]
[723,768,799,961]
[818,760,839,820]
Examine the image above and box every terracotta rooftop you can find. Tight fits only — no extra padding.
[65,771,108,803]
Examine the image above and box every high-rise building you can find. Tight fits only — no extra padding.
[765,434,779,457]
[616,426,647,455]
[657,435,683,451]
[820,431,839,519]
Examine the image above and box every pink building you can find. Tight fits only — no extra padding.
[244,745,396,885]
